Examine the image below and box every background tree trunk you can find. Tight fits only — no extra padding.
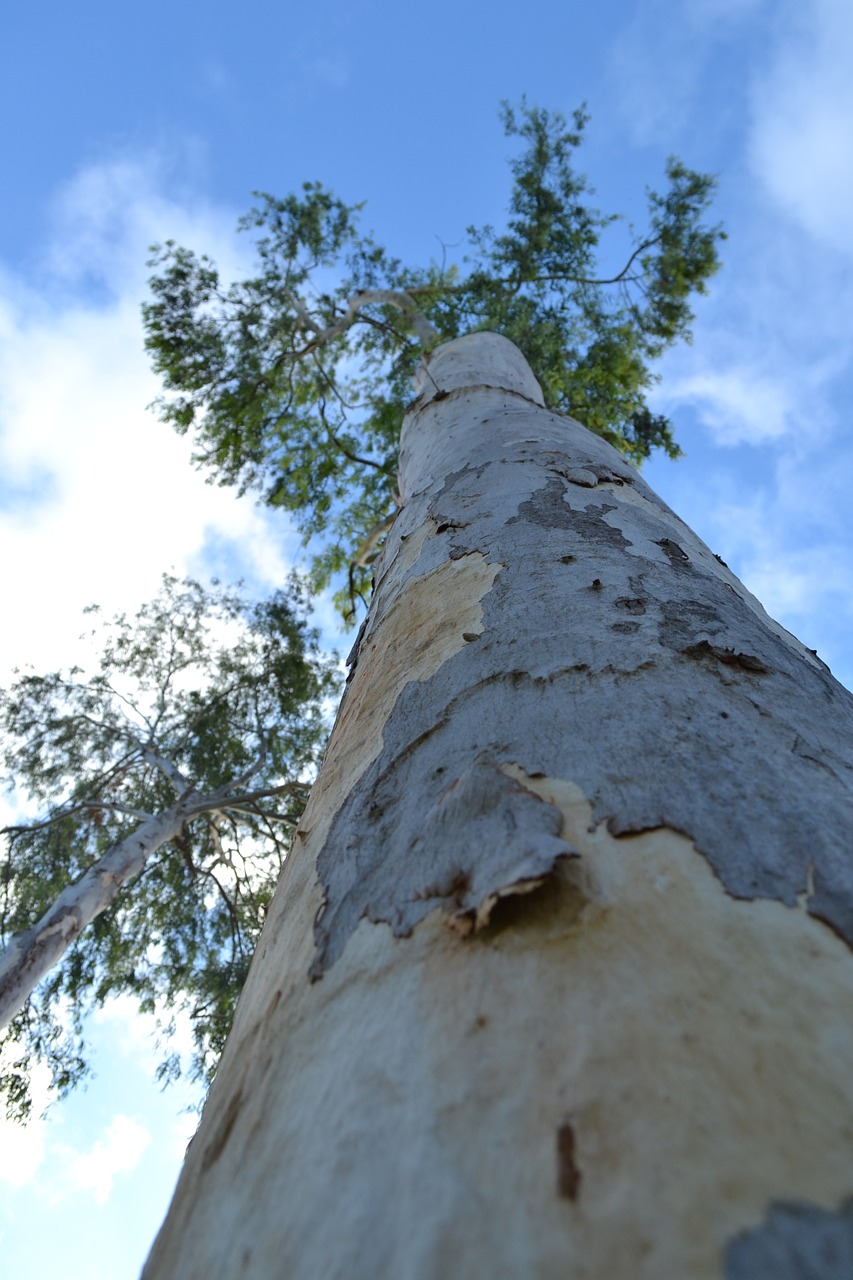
[143,334,853,1279]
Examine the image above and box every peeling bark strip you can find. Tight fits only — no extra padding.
[143,335,853,1280]
[311,754,573,975]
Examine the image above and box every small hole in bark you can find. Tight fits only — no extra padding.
[462,632,479,642]
[591,578,602,591]
[560,555,576,564]
[557,1123,581,1201]
[476,858,584,938]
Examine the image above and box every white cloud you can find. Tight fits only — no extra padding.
[606,0,767,144]
[62,1114,152,1206]
[41,148,223,296]
[613,1,853,257]
[663,365,792,445]
[749,0,853,255]
[0,156,305,683]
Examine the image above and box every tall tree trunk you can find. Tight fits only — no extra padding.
[143,333,853,1279]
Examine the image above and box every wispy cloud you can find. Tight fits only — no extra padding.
[0,155,306,682]
[61,1114,152,1206]
[749,0,853,255]
[663,365,792,446]
[606,0,766,144]
[307,52,350,90]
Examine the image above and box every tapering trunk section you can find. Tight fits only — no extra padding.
[143,334,853,1280]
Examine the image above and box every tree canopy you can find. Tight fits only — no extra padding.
[143,100,725,615]
[0,575,338,1120]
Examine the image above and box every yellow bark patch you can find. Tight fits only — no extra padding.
[418,764,853,1278]
[295,551,502,859]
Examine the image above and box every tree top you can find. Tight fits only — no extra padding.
[143,100,724,618]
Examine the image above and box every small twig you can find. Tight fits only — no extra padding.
[2,798,155,836]
[318,398,391,474]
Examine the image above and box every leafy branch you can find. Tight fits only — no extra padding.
[0,575,339,1120]
[143,99,724,618]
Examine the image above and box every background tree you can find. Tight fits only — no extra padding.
[143,100,724,614]
[0,575,338,1120]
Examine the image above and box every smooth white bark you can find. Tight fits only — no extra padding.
[143,334,853,1280]
[0,777,304,1031]
[0,804,190,1030]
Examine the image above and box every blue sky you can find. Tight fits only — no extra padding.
[1,1,852,1275]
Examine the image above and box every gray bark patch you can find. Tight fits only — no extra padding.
[310,755,575,977]
[310,436,853,978]
[512,480,630,554]
[725,1199,853,1279]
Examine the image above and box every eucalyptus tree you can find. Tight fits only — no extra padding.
[143,100,724,615]
[136,97,853,1277]
[144,335,853,1280]
[0,575,338,1119]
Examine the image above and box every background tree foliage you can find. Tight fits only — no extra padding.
[0,576,338,1120]
[143,100,725,614]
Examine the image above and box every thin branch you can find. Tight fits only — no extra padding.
[223,742,269,794]
[402,236,662,297]
[284,289,325,337]
[283,287,440,352]
[318,397,391,474]
[198,864,245,963]
[99,679,156,733]
[336,289,439,346]
[193,781,311,814]
[354,513,396,568]
[309,350,360,413]
[242,809,301,827]
[2,799,155,836]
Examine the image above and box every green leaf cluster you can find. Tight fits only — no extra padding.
[0,575,339,1120]
[143,99,724,615]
